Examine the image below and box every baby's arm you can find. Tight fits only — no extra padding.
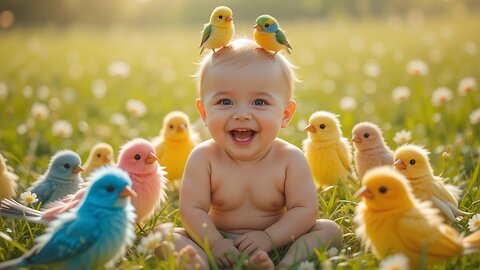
[180,142,239,266]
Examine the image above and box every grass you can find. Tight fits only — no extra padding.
[0,15,480,269]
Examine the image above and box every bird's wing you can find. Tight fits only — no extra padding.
[431,196,457,222]
[30,181,54,204]
[396,207,462,257]
[200,24,213,48]
[275,29,292,49]
[337,139,352,171]
[25,217,100,264]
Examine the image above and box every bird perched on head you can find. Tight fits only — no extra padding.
[199,6,235,56]
[302,111,352,187]
[28,150,83,205]
[0,153,18,200]
[152,111,198,182]
[253,14,292,57]
[354,167,480,269]
[0,167,136,270]
[82,142,115,178]
[393,144,468,223]
[351,122,394,180]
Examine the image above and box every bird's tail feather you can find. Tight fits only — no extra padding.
[0,257,26,270]
[0,199,47,224]
[463,230,480,254]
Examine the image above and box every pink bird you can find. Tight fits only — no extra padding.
[1,138,168,224]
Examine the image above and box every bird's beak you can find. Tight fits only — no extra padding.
[354,186,374,199]
[393,159,407,170]
[351,134,362,143]
[254,24,263,31]
[103,154,113,163]
[225,16,233,21]
[177,125,186,132]
[145,152,159,164]
[119,186,137,198]
[72,165,84,174]
[304,124,317,133]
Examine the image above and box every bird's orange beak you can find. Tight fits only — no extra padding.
[177,124,186,132]
[119,186,137,198]
[254,24,263,31]
[103,154,113,163]
[393,159,407,170]
[72,165,84,174]
[351,134,362,143]
[225,16,234,21]
[304,124,317,133]
[354,186,374,199]
[145,152,159,164]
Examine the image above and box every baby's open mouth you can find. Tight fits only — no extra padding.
[230,128,257,143]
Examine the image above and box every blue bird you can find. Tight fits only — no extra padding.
[0,166,137,270]
[28,150,84,205]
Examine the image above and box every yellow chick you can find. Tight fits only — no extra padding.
[81,143,115,179]
[354,167,480,269]
[152,111,198,182]
[302,111,352,187]
[199,6,235,55]
[0,153,18,200]
[393,144,468,223]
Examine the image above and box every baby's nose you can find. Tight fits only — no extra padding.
[232,111,252,120]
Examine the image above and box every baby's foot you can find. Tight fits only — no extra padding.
[248,251,274,270]
[176,245,207,270]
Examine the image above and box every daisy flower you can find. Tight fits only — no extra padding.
[458,77,477,96]
[108,60,130,78]
[407,59,429,76]
[379,253,409,270]
[339,96,357,112]
[126,99,147,117]
[469,214,480,232]
[137,231,162,255]
[391,86,411,104]
[470,109,480,125]
[326,247,339,257]
[52,120,73,138]
[297,260,315,270]
[110,113,128,126]
[31,103,49,120]
[20,191,38,205]
[393,130,412,144]
[431,87,453,107]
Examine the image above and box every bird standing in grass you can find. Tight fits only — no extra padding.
[303,111,352,187]
[82,142,115,178]
[152,111,198,182]
[253,14,292,57]
[0,167,137,270]
[351,122,394,180]
[0,153,18,200]
[199,6,235,56]
[393,144,468,223]
[354,167,480,269]
[28,150,83,205]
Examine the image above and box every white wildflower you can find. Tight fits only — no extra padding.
[20,191,38,205]
[108,61,130,78]
[52,120,73,138]
[137,232,162,254]
[339,96,357,112]
[468,214,480,232]
[458,77,477,96]
[393,130,412,144]
[407,59,429,76]
[297,260,315,270]
[126,99,147,117]
[431,87,453,107]
[31,103,49,120]
[470,109,480,125]
[392,86,411,104]
[379,253,409,270]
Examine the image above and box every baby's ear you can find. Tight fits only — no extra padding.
[196,98,207,125]
[281,100,296,128]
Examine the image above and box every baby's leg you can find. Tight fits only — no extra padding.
[154,226,208,270]
[277,219,343,268]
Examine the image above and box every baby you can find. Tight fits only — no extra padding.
[156,39,343,269]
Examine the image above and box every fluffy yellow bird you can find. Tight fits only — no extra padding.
[0,153,18,200]
[152,111,199,182]
[302,111,352,187]
[354,167,480,269]
[393,144,468,223]
[199,6,235,55]
[82,143,115,178]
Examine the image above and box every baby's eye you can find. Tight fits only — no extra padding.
[253,99,267,106]
[217,99,232,106]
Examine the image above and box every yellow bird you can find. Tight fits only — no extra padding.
[199,6,235,55]
[302,111,352,187]
[152,111,199,182]
[0,153,18,200]
[355,167,480,269]
[82,143,115,178]
[253,14,292,57]
[393,144,468,223]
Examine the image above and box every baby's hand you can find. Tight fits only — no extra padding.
[234,231,273,255]
[211,238,240,267]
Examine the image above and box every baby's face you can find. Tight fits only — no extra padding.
[197,63,295,161]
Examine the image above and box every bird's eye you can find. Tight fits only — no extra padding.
[320,124,326,129]
[64,163,71,169]
[409,159,416,165]
[265,23,270,28]
[379,186,388,194]
[134,154,141,161]
[218,15,223,19]
[169,124,174,129]
[105,185,114,192]
[364,133,370,138]
[97,153,101,158]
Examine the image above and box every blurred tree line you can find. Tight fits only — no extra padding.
[0,0,478,27]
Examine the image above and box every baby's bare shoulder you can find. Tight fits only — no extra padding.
[272,138,305,158]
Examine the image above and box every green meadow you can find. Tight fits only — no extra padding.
[0,15,479,269]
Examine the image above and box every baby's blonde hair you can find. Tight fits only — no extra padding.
[195,38,298,97]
